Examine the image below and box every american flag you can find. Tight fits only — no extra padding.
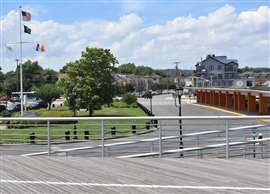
[22,11,31,21]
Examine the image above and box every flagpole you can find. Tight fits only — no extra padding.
[19,5,24,116]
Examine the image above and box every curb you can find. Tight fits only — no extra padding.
[193,103,270,123]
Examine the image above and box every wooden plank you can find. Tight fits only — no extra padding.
[0,157,269,194]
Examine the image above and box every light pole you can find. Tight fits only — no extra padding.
[71,90,78,140]
[176,86,184,157]
[174,62,185,158]
[145,91,153,115]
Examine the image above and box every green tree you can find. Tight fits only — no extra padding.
[1,61,59,96]
[21,60,44,91]
[42,69,58,84]
[0,67,5,94]
[17,60,59,91]
[117,63,136,74]
[3,71,18,97]
[117,63,165,76]
[35,84,61,110]
[61,47,118,116]
[135,66,154,75]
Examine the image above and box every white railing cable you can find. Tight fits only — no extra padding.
[21,124,269,157]
[117,137,270,158]
[0,115,270,121]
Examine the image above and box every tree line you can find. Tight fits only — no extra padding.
[0,48,125,115]
[0,47,175,115]
[116,63,166,77]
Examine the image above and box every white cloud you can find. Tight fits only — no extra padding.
[1,5,269,72]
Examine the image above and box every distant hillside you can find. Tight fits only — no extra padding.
[239,67,270,81]
[159,69,194,77]
[239,67,270,73]
[116,63,166,77]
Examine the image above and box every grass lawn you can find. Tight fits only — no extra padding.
[0,101,152,144]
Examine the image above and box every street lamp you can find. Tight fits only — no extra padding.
[174,62,185,158]
[71,90,78,140]
[175,86,184,157]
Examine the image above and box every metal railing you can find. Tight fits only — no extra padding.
[0,116,269,159]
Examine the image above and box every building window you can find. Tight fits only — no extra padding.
[247,81,252,87]
[218,65,222,70]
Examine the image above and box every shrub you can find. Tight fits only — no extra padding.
[0,110,12,117]
[122,93,137,105]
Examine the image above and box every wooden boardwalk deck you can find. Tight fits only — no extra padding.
[0,156,269,193]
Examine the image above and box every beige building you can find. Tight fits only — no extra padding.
[114,74,161,92]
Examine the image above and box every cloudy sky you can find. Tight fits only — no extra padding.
[0,0,269,72]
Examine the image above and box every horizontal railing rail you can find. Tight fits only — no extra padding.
[0,115,270,121]
[1,115,270,159]
[21,123,270,157]
[118,138,270,158]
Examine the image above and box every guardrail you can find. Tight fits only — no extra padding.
[22,124,270,157]
[1,116,270,159]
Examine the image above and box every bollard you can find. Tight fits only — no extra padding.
[132,125,136,134]
[146,122,150,130]
[111,127,116,136]
[258,133,263,140]
[73,125,78,140]
[65,130,70,141]
[153,120,158,128]
[84,129,90,140]
[29,132,35,144]
[258,133,263,159]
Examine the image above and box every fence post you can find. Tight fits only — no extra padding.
[159,120,162,158]
[101,120,104,159]
[150,141,154,152]
[47,120,51,156]
[196,136,200,158]
[225,120,230,159]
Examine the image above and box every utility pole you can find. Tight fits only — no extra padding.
[174,61,184,158]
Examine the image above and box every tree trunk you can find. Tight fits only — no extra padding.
[48,102,51,110]
[88,105,93,116]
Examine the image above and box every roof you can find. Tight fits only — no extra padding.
[202,55,238,66]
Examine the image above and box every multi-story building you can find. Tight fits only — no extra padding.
[194,55,239,87]
[114,74,161,92]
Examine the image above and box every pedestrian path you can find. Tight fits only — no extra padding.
[1,156,269,194]
[138,95,196,106]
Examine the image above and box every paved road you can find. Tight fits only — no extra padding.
[0,156,269,194]
[1,94,269,158]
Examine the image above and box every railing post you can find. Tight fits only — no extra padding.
[159,120,162,158]
[196,135,200,158]
[47,120,51,156]
[150,141,154,152]
[101,120,104,159]
[261,142,264,159]
[225,120,230,159]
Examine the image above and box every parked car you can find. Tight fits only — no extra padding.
[6,102,20,111]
